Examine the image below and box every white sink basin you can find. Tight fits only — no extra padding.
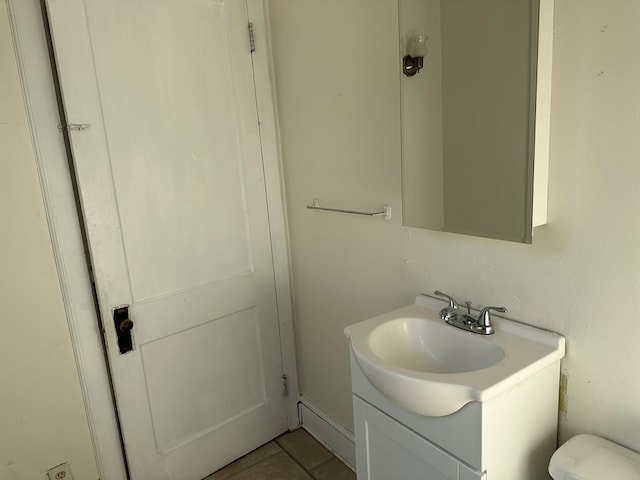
[369,317,505,374]
[345,295,565,417]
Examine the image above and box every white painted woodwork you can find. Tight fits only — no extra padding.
[299,398,357,470]
[351,349,561,479]
[44,0,288,478]
[5,0,127,477]
[532,0,554,227]
[248,0,300,429]
[0,3,101,479]
[354,397,485,480]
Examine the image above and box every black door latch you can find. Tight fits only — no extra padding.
[113,305,134,354]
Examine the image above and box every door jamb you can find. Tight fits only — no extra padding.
[6,1,300,479]
[248,0,301,428]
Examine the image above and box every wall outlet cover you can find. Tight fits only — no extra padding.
[47,462,74,480]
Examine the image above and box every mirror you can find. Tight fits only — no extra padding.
[400,0,550,244]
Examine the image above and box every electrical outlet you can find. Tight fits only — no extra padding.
[47,462,74,480]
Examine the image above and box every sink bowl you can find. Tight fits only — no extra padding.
[369,317,504,374]
[345,295,565,417]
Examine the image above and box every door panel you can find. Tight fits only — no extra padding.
[355,398,486,480]
[142,308,266,453]
[45,0,287,478]
[85,0,254,301]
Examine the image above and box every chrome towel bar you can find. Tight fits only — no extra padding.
[306,198,392,220]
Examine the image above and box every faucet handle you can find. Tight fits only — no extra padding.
[477,306,507,327]
[433,291,459,309]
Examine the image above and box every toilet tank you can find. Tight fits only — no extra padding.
[549,434,640,480]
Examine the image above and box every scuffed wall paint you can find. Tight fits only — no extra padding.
[559,372,569,417]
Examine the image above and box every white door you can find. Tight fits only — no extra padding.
[44,1,288,478]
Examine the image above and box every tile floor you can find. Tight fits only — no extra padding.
[204,428,356,480]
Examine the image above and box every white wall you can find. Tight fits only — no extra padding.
[0,3,99,479]
[269,0,640,453]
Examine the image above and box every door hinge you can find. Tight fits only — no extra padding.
[281,374,288,397]
[248,22,256,53]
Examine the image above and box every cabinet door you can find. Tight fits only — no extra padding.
[354,397,485,480]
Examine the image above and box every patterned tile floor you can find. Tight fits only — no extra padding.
[204,429,355,480]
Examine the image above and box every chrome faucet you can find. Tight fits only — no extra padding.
[434,291,506,335]
[476,306,507,335]
[433,290,460,321]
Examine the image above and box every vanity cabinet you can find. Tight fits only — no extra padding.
[354,396,485,480]
[350,349,561,480]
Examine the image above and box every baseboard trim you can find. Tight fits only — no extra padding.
[298,397,356,470]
